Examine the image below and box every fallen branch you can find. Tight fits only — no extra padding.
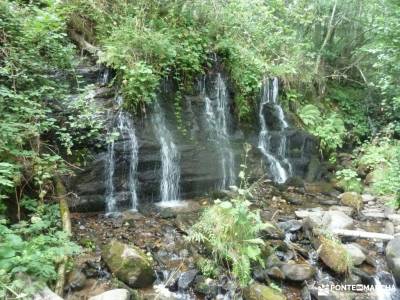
[54,178,72,296]
[332,229,393,241]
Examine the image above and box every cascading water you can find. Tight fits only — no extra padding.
[258,77,292,183]
[200,73,236,189]
[152,100,181,205]
[105,95,139,214]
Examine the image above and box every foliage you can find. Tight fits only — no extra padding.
[335,168,362,193]
[356,136,400,198]
[0,204,80,298]
[187,145,271,286]
[298,104,346,155]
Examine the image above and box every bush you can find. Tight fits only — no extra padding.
[187,145,271,286]
[0,204,80,298]
[335,169,363,193]
[356,137,400,199]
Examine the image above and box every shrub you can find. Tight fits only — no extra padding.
[187,145,271,286]
[335,169,363,193]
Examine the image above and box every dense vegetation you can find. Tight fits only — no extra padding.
[1,0,400,296]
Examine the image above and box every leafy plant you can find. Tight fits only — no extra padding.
[187,145,271,286]
[335,168,362,193]
[0,204,80,298]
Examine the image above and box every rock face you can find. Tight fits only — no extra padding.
[89,289,130,300]
[244,283,287,300]
[385,236,400,284]
[66,65,320,212]
[101,240,155,288]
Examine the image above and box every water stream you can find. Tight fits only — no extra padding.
[105,95,139,214]
[152,100,181,205]
[200,73,236,189]
[258,77,292,183]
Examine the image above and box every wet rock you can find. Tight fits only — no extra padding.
[321,210,354,231]
[305,157,321,182]
[65,269,86,291]
[177,269,198,290]
[385,221,395,235]
[174,212,198,233]
[318,235,352,274]
[193,276,218,296]
[328,205,354,216]
[89,289,130,300]
[33,286,63,300]
[262,224,285,240]
[304,182,333,194]
[343,243,366,266]
[280,263,316,282]
[253,266,270,283]
[339,192,363,211]
[385,236,400,284]
[243,283,286,300]
[101,240,155,288]
[277,220,302,233]
[266,266,285,280]
[361,194,375,203]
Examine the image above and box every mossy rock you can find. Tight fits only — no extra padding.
[340,192,363,211]
[243,283,286,300]
[102,240,155,288]
[318,235,352,274]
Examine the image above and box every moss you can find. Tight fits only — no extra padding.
[318,235,353,274]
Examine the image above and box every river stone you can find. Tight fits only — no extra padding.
[318,235,351,274]
[89,289,130,300]
[33,286,63,300]
[339,192,363,211]
[343,243,366,266]
[362,194,375,203]
[280,263,316,281]
[101,240,155,288]
[277,220,302,232]
[266,266,285,280]
[243,283,286,300]
[193,276,218,296]
[65,269,86,291]
[328,205,354,216]
[321,210,354,231]
[177,269,198,290]
[385,236,400,284]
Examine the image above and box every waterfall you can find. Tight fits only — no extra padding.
[258,77,292,183]
[201,73,235,189]
[105,95,139,214]
[152,101,181,204]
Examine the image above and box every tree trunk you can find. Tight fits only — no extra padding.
[54,178,72,296]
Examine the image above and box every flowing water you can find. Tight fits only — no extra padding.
[105,95,139,214]
[258,77,292,183]
[152,101,181,204]
[200,73,235,189]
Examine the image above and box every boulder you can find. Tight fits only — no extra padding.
[266,266,285,280]
[339,192,363,211]
[89,289,130,300]
[177,269,198,290]
[321,210,354,231]
[102,240,155,288]
[243,283,286,300]
[65,269,86,291]
[385,236,400,284]
[328,205,354,216]
[318,235,352,274]
[343,243,366,266]
[280,263,316,282]
[361,194,375,203]
[33,287,63,300]
[193,276,218,296]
